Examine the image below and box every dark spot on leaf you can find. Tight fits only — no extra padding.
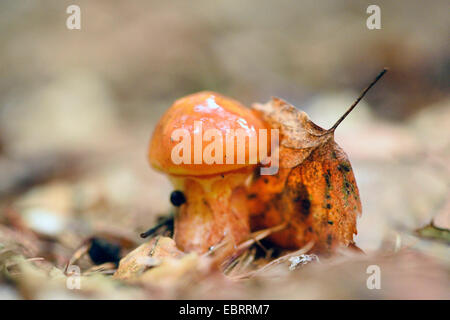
[327,220,333,225]
[323,171,331,188]
[290,183,311,216]
[342,181,351,196]
[338,163,351,172]
[301,199,311,212]
[326,203,332,209]
[327,234,333,246]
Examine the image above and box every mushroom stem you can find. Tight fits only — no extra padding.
[170,170,252,253]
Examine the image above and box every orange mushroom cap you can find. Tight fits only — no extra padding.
[149,91,268,176]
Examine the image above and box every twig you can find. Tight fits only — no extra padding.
[327,68,388,133]
[84,262,117,275]
[221,223,288,273]
[140,216,174,238]
[236,223,287,252]
[64,241,90,274]
[230,241,314,280]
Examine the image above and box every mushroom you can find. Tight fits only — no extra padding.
[148,91,269,254]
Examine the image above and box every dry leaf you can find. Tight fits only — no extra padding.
[416,223,450,243]
[114,236,217,289]
[113,236,184,280]
[139,253,201,287]
[248,97,362,252]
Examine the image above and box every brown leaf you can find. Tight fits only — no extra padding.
[416,223,450,243]
[254,97,330,168]
[248,98,362,252]
[114,236,220,290]
[139,253,202,287]
[113,236,184,280]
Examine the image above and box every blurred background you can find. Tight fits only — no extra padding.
[0,0,448,299]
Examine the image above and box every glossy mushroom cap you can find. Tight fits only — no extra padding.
[149,91,268,176]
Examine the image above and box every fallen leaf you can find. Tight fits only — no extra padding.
[248,97,362,252]
[416,223,450,244]
[139,253,200,287]
[113,236,184,280]
[114,236,220,290]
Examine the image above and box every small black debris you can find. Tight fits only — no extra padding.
[140,216,174,238]
[170,190,186,207]
[88,237,121,266]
